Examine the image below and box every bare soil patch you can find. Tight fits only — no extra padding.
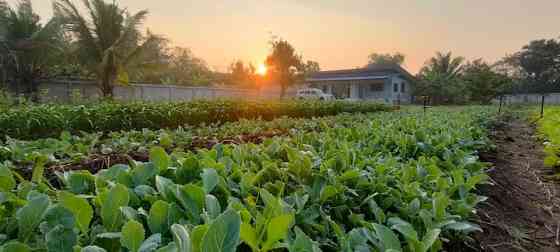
[473,118,560,252]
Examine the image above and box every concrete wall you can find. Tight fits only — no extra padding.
[38,80,283,102]
[494,93,560,105]
[391,76,412,104]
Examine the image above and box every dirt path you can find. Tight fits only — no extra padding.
[474,118,560,252]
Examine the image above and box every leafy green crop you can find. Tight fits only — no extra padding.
[0,107,494,251]
[0,99,391,140]
[537,107,560,169]
[0,113,387,179]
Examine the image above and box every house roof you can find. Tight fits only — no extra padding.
[306,64,416,82]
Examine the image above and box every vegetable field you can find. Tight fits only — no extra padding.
[537,107,560,169]
[0,100,390,140]
[0,103,495,252]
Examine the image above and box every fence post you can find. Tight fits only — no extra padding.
[498,95,503,113]
[169,86,172,101]
[423,96,428,113]
[541,94,545,118]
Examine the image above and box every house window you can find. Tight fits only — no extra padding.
[393,83,399,93]
[401,82,406,93]
[369,83,383,92]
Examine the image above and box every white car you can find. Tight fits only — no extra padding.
[296,88,334,100]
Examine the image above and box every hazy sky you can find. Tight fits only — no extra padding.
[16,0,560,73]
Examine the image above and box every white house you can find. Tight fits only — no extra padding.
[305,64,416,104]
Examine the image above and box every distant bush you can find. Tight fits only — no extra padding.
[0,99,391,140]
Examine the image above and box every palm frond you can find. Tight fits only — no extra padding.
[122,31,162,67]
[0,0,8,19]
[113,9,148,49]
[88,0,124,49]
[54,0,101,60]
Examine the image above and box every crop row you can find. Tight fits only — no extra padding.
[0,100,391,140]
[537,107,560,169]
[0,107,494,251]
[1,113,378,177]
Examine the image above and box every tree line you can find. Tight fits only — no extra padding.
[1,0,558,102]
[0,0,320,99]
[368,40,560,104]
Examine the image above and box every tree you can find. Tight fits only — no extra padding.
[513,39,560,93]
[126,35,171,83]
[54,0,160,97]
[416,51,465,104]
[367,52,405,67]
[265,39,302,98]
[462,59,510,104]
[493,54,531,94]
[164,47,213,86]
[0,0,64,100]
[301,60,320,77]
[228,60,256,86]
[128,43,214,86]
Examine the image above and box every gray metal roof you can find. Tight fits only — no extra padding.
[306,64,415,82]
[307,75,389,81]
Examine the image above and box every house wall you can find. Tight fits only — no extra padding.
[355,79,391,103]
[311,82,351,99]
[390,76,412,104]
[350,83,360,99]
[308,75,414,104]
[354,77,407,104]
[309,79,392,103]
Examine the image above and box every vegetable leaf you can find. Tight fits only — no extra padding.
[121,220,146,252]
[201,209,241,252]
[59,191,93,234]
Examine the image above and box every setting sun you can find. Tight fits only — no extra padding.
[257,63,267,75]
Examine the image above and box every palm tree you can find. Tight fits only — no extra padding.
[0,0,63,100]
[420,52,464,80]
[417,51,465,104]
[54,0,159,97]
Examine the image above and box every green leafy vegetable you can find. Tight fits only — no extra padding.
[121,220,146,252]
[201,209,241,252]
[100,184,130,231]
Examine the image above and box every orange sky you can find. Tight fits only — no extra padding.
[20,0,560,74]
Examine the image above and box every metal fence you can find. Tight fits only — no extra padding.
[493,93,560,105]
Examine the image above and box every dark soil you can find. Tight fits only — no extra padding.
[23,129,290,185]
[472,118,560,252]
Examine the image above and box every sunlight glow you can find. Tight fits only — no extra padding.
[257,64,267,75]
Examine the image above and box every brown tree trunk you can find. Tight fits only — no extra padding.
[100,79,114,98]
[99,69,115,98]
[98,52,117,99]
[29,78,40,103]
[280,82,286,99]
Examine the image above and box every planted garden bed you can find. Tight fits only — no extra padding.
[0,99,391,140]
[0,107,494,251]
[536,107,560,170]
